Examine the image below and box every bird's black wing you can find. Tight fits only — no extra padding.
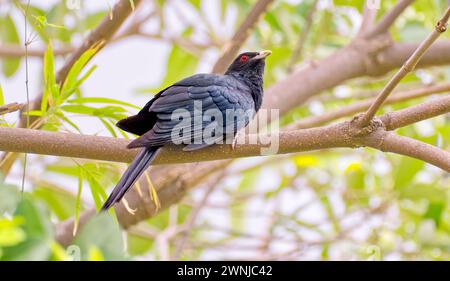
[116,74,232,136]
[126,75,253,149]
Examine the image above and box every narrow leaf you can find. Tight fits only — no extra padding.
[67,97,140,110]
[0,15,21,77]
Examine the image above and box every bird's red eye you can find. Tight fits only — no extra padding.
[240,55,249,62]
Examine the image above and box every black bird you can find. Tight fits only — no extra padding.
[101,50,271,211]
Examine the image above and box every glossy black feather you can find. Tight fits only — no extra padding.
[101,146,160,211]
[102,51,268,211]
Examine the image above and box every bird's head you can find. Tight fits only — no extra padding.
[225,50,272,76]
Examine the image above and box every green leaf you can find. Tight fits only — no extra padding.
[1,197,53,261]
[46,3,71,43]
[424,202,445,227]
[100,118,118,137]
[74,166,83,235]
[60,65,98,101]
[61,104,127,120]
[333,0,364,12]
[46,164,79,177]
[82,11,108,31]
[33,15,65,30]
[19,4,49,42]
[0,15,21,77]
[56,111,82,133]
[0,217,26,247]
[32,185,76,221]
[393,157,424,190]
[60,104,96,115]
[67,97,140,110]
[0,183,21,214]
[188,0,202,9]
[73,213,125,260]
[77,163,108,211]
[399,184,446,203]
[61,44,102,100]
[150,46,199,93]
[345,163,365,190]
[86,174,106,210]
[43,42,58,112]
[127,233,154,256]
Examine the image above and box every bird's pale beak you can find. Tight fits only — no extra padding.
[254,50,272,60]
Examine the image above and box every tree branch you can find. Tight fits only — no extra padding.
[7,1,450,246]
[55,0,143,84]
[361,131,450,171]
[287,0,318,72]
[380,94,450,130]
[0,0,142,174]
[0,102,25,115]
[357,6,450,127]
[0,44,73,58]
[262,37,450,117]
[1,95,448,170]
[50,95,450,245]
[290,82,450,129]
[357,0,378,37]
[366,0,415,38]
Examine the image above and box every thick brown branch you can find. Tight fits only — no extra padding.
[1,95,448,169]
[362,131,450,172]
[0,124,351,164]
[51,118,449,246]
[212,0,274,74]
[380,94,450,130]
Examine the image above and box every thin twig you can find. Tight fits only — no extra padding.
[357,0,378,36]
[0,44,73,58]
[287,0,318,72]
[366,0,415,38]
[0,103,25,115]
[357,6,450,127]
[21,0,31,194]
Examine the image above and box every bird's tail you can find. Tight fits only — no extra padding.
[101,146,161,211]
